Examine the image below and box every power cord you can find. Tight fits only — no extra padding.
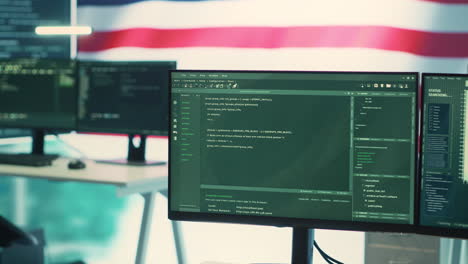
[52,133,88,159]
[313,240,344,264]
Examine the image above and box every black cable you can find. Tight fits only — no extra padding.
[313,240,334,263]
[313,240,344,264]
[52,133,88,159]
[314,240,343,264]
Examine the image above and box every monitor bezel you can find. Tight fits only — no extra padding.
[416,72,468,240]
[168,69,420,234]
[0,58,78,130]
[75,60,177,136]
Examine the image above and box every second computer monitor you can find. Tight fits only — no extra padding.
[420,73,468,239]
[0,58,76,129]
[77,61,176,135]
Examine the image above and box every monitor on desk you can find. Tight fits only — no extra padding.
[169,70,419,255]
[0,58,77,154]
[419,73,468,239]
[77,61,176,165]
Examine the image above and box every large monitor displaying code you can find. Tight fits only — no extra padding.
[420,73,468,238]
[0,59,76,129]
[169,71,418,230]
[0,0,71,58]
[77,61,176,135]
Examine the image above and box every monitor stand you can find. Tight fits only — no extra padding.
[291,227,314,264]
[97,134,166,166]
[31,129,45,155]
[30,129,59,158]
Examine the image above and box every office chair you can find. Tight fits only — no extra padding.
[0,215,37,247]
[0,215,87,264]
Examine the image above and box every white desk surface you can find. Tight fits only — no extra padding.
[0,157,168,187]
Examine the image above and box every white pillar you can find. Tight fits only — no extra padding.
[14,178,27,227]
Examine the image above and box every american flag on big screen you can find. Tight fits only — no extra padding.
[77,0,468,73]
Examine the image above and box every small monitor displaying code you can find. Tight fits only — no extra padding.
[77,61,176,135]
[0,58,77,129]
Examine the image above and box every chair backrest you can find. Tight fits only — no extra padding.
[0,215,37,248]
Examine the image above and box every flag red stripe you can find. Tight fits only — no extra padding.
[78,26,468,57]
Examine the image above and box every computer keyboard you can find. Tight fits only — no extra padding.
[0,153,59,167]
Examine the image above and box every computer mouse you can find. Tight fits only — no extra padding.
[68,159,86,170]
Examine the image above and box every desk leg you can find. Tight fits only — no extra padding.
[442,238,463,264]
[159,190,187,264]
[451,239,462,264]
[461,240,467,264]
[172,220,187,264]
[135,192,157,264]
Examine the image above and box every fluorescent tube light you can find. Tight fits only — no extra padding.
[35,26,92,35]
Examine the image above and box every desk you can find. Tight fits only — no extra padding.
[0,158,185,264]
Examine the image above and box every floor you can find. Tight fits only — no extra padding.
[3,134,464,263]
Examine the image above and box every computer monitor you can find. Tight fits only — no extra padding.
[0,58,77,154]
[77,61,176,165]
[169,70,419,263]
[419,73,468,239]
[0,0,72,58]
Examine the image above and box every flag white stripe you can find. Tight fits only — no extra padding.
[77,47,468,73]
[77,0,468,32]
